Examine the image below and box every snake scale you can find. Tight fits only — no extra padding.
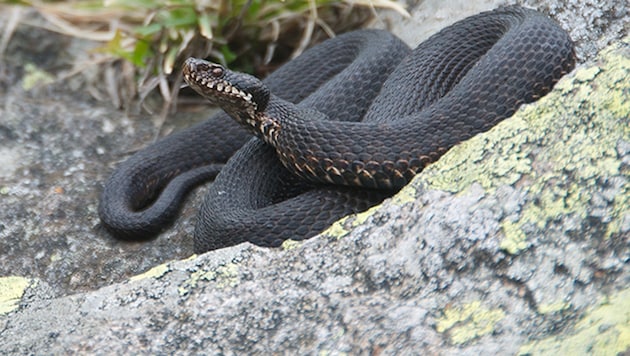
[99,6,576,252]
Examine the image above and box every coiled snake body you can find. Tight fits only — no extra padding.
[99,6,575,252]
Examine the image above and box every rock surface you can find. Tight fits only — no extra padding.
[0,0,628,354]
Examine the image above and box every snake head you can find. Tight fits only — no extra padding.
[183,58,270,118]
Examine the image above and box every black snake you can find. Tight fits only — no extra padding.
[99,6,576,252]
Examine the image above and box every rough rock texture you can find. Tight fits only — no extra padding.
[0,0,629,354]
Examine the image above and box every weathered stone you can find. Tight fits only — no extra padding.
[0,0,628,354]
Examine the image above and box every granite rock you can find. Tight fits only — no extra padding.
[0,0,628,354]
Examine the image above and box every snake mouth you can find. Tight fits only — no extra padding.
[183,58,257,111]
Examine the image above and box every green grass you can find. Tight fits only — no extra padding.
[1,0,407,111]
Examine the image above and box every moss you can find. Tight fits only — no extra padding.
[436,300,506,345]
[519,288,630,355]
[0,276,31,315]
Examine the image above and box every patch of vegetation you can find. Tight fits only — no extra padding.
[1,0,406,112]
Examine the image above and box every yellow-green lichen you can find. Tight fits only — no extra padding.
[606,186,630,238]
[323,37,629,252]
[351,205,381,227]
[178,269,216,296]
[49,252,61,262]
[573,65,600,82]
[178,263,240,296]
[215,263,241,288]
[322,203,383,240]
[410,36,629,246]
[500,220,528,254]
[391,183,418,205]
[419,115,533,193]
[519,288,630,355]
[436,300,506,344]
[129,263,171,282]
[514,42,629,239]
[537,301,571,315]
[21,63,54,90]
[282,239,303,250]
[0,276,31,315]
[322,215,353,239]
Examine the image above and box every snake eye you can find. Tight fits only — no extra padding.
[211,66,224,77]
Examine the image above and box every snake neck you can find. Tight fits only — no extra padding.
[238,105,284,147]
[243,96,325,147]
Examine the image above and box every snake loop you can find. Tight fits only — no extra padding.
[100,6,575,252]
